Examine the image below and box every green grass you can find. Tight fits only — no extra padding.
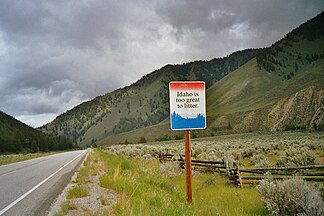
[67,185,89,199]
[97,150,267,215]
[54,201,78,216]
[192,175,267,216]
[0,152,56,166]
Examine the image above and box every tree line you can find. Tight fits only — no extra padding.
[0,111,76,154]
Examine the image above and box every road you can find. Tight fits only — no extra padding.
[0,150,88,216]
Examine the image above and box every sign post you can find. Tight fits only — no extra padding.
[169,81,206,203]
[184,130,192,203]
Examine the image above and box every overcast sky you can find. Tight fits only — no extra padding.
[0,0,323,128]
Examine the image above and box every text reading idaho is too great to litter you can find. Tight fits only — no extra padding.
[175,91,200,108]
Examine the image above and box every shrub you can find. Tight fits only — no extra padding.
[138,137,147,143]
[251,154,271,168]
[276,147,316,167]
[257,176,324,216]
[241,147,256,158]
[60,201,77,214]
[155,135,171,141]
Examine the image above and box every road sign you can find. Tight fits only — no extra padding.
[169,81,206,130]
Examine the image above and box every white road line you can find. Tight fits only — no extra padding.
[0,150,86,215]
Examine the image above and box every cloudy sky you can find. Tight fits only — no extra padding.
[0,0,323,128]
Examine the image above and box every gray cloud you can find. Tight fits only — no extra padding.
[157,0,324,55]
[0,0,323,127]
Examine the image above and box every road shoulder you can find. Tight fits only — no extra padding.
[48,149,120,216]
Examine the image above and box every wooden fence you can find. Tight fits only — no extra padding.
[156,153,324,187]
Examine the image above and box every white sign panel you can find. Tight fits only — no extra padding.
[169,81,206,130]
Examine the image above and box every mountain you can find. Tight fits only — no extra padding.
[41,12,324,146]
[40,49,260,145]
[0,111,74,153]
[206,11,324,134]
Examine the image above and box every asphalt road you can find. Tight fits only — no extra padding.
[0,150,88,216]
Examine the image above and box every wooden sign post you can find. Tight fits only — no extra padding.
[169,81,206,203]
[184,130,192,203]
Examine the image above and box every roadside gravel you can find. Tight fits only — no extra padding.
[48,150,120,216]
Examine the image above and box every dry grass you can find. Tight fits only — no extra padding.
[0,152,56,166]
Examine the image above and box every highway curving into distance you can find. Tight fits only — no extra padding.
[0,150,88,216]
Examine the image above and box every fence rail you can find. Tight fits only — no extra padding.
[157,153,324,187]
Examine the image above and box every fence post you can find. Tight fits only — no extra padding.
[224,157,235,186]
[179,154,185,169]
[223,157,229,177]
[233,161,242,188]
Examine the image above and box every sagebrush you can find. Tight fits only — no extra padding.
[257,176,324,216]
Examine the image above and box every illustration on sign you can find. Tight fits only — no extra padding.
[169,81,206,130]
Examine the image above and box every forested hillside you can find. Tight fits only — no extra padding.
[0,111,74,153]
[41,49,261,145]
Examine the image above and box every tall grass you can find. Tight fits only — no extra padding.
[97,150,267,215]
[192,175,267,215]
[99,150,193,215]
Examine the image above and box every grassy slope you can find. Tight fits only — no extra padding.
[206,58,281,115]
[207,20,324,117]
[207,64,322,134]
